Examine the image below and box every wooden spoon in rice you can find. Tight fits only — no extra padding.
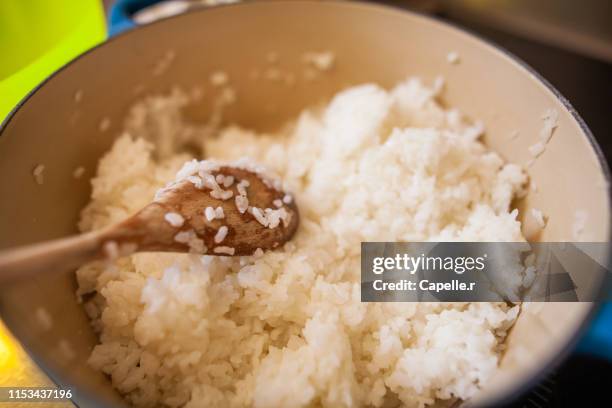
[0,162,299,284]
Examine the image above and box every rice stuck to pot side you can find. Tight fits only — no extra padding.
[77,78,526,408]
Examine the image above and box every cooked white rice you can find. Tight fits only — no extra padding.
[77,78,526,407]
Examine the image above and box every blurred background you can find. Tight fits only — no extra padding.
[1,1,611,407]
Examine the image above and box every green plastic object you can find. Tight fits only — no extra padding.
[0,0,107,121]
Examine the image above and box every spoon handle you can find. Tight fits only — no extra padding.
[0,232,102,285]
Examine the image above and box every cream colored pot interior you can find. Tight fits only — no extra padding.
[0,2,608,407]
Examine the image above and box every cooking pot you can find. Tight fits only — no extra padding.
[0,1,610,407]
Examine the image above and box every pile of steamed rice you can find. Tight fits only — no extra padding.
[77,78,526,407]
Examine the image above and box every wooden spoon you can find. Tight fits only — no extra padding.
[0,165,299,285]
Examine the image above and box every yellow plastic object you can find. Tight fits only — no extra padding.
[0,320,72,407]
[0,0,106,121]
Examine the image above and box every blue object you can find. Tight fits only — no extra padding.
[109,0,163,36]
[108,0,612,362]
[578,302,612,360]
